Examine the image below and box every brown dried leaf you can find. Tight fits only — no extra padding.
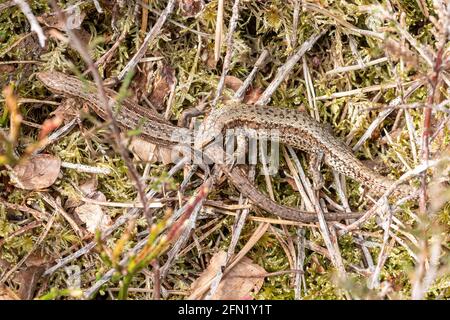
[17,266,45,300]
[75,203,111,234]
[149,63,176,110]
[384,38,418,69]
[179,0,205,17]
[11,154,61,190]
[188,250,265,300]
[224,75,243,92]
[13,252,51,300]
[243,87,263,105]
[129,61,154,103]
[79,177,99,197]
[66,177,104,210]
[129,137,159,163]
[0,285,20,300]
[129,137,178,165]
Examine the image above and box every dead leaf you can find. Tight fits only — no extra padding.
[73,178,110,234]
[149,63,176,111]
[201,45,217,70]
[188,250,266,300]
[0,285,20,300]
[75,203,111,234]
[243,87,263,105]
[79,176,100,198]
[66,177,104,209]
[130,137,179,165]
[11,154,61,190]
[129,61,154,103]
[0,65,15,74]
[12,252,51,300]
[224,75,243,92]
[129,137,159,163]
[16,266,45,300]
[179,0,205,17]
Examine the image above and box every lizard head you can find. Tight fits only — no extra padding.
[36,71,69,95]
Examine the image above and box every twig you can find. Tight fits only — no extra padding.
[214,0,225,64]
[140,0,149,34]
[0,197,48,221]
[290,0,301,48]
[13,0,46,47]
[352,80,424,151]
[0,60,42,65]
[333,173,375,270]
[159,180,212,279]
[326,57,388,75]
[303,57,319,120]
[256,29,328,106]
[61,161,111,175]
[0,98,59,105]
[285,145,347,277]
[205,167,255,299]
[294,228,306,299]
[316,80,420,101]
[233,49,270,101]
[212,0,241,106]
[202,206,318,227]
[92,0,102,13]
[303,2,384,40]
[147,7,213,38]
[33,117,78,155]
[41,192,84,238]
[82,30,127,76]
[118,0,176,80]
[369,200,393,289]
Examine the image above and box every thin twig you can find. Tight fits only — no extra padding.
[233,49,270,101]
[256,29,328,106]
[61,161,111,175]
[118,0,176,80]
[212,0,241,106]
[326,57,388,75]
[214,0,225,64]
[13,0,46,47]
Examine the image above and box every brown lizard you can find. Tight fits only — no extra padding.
[36,71,412,222]
[196,103,414,199]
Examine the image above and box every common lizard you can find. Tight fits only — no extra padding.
[36,71,411,222]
